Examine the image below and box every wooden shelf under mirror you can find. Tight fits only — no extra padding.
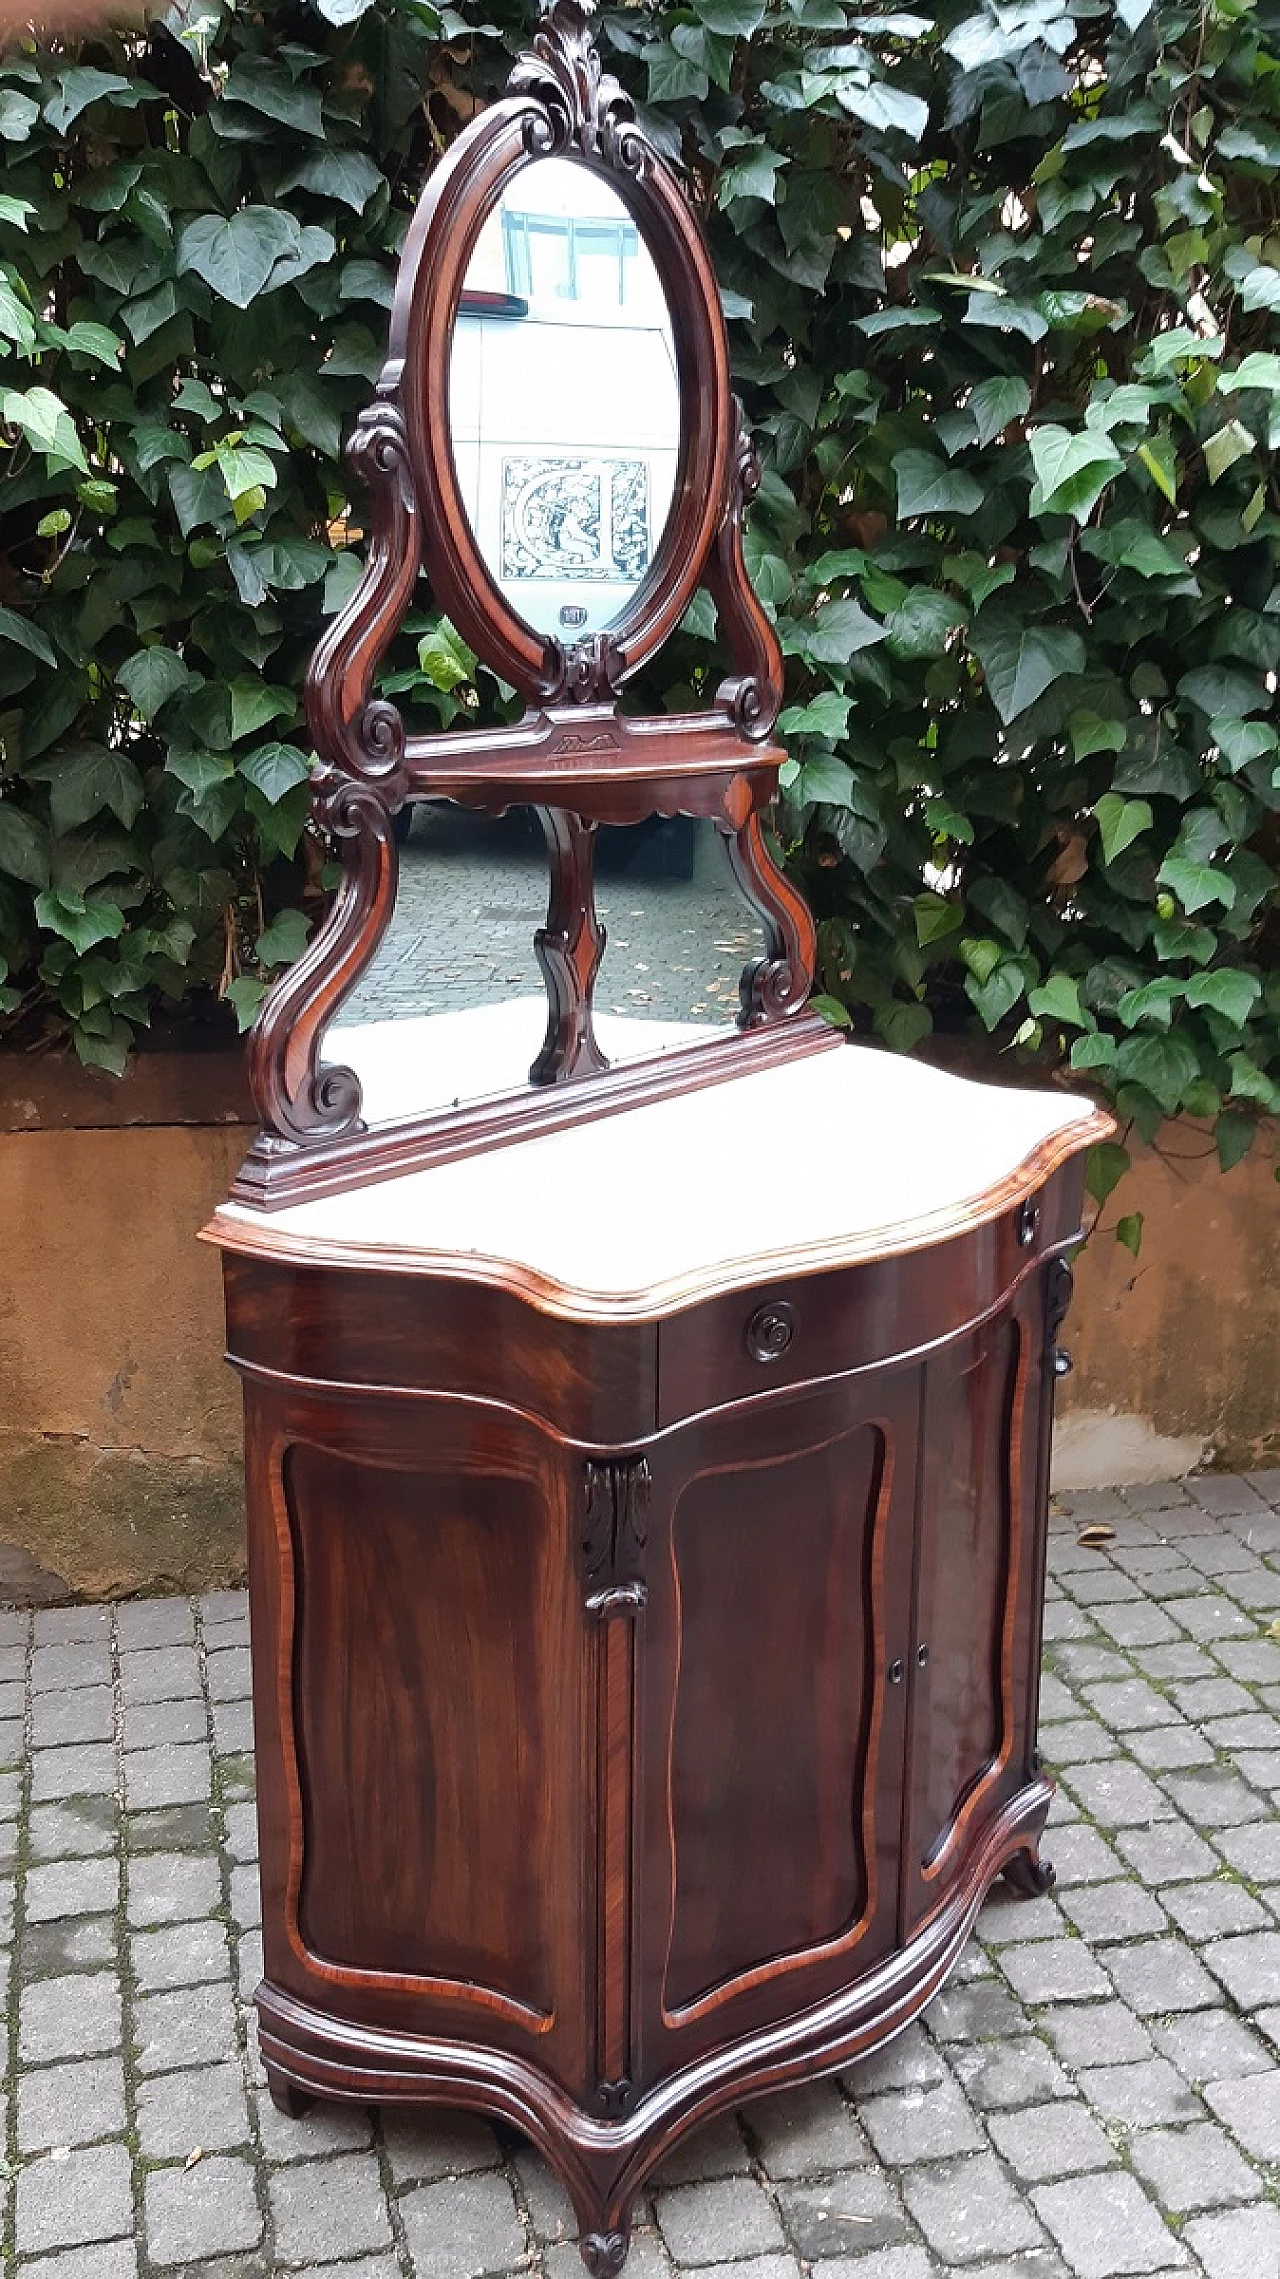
[205,5,1113,2268]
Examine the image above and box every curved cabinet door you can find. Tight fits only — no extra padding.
[242,1381,595,2103]
[902,1276,1048,1934]
[632,1368,918,2085]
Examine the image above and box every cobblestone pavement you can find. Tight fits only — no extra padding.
[4,1471,1280,2279]
[333,806,764,1032]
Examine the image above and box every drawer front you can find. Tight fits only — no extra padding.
[655,1161,1084,1427]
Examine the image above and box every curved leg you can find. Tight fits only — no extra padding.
[1003,1847,1056,1899]
[531,807,608,1084]
[266,2065,315,2120]
[722,811,816,1026]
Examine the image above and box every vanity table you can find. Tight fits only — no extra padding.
[206,10,1110,2268]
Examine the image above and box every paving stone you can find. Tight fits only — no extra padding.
[655,2175,786,2261]
[1202,1709,1280,1751]
[1102,1937,1222,2017]
[978,1887,1065,1944]
[1080,1681,1180,1732]
[25,1853,118,1923]
[200,1589,250,1628]
[1153,2008,1275,2087]
[213,1698,256,1757]
[1062,1571,1141,1606]
[30,1796,117,1859]
[136,2058,252,2160]
[1031,2172,1185,2276]
[1090,1602,1184,1648]
[16,2141,134,2255]
[1184,2202,1280,2279]
[17,2053,127,2151]
[843,2025,946,2096]
[20,2245,139,2279]
[255,2091,374,2164]
[31,1685,114,1747]
[1139,1643,1218,1680]
[922,1981,1025,2043]
[127,1800,217,1853]
[1076,2060,1200,2129]
[31,1642,112,1694]
[1213,1638,1280,1683]
[131,1915,231,1991]
[267,2151,393,2264]
[224,1800,259,1861]
[1046,1826,1123,1887]
[0,1715,23,1764]
[513,2144,577,2241]
[998,1939,1111,2005]
[1168,1675,1255,1719]
[1126,1725,1215,1772]
[1159,1879,1269,1941]
[123,1695,208,1750]
[1064,1763,1176,1829]
[379,2107,503,2187]
[743,2082,869,2178]
[1213,1819,1280,1881]
[901,2153,1044,2261]
[144,2154,264,2266]
[1050,1645,1132,1685]
[1203,2069,1280,2159]
[116,1598,197,1649]
[1039,1676,1077,1720]
[207,1645,253,1701]
[987,2100,1117,2181]
[786,2255,926,2279]
[229,1863,262,1931]
[21,1914,117,1979]
[1058,1882,1167,1945]
[35,1605,112,1644]
[1159,1766,1270,1826]
[127,1848,223,1926]
[134,1981,238,2074]
[860,2076,983,2167]
[123,1742,211,1811]
[1113,1821,1221,1885]
[1200,1928,1280,2010]
[776,2170,913,2260]
[951,2036,1074,2110]
[397,2172,528,2278]
[118,1645,203,1705]
[1128,2120,1262,2213]
[19,1969,121,2062]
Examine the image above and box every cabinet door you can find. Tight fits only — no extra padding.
[901,1276,1049,1935]
[630,1368,918,2087]
[244,1382,596,2103]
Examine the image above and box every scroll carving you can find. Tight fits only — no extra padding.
[582,1460,650,1619]
[510,0,649,176]
[580,2235,630,2279]
[709,399,784,744]
[724,810,817,1026]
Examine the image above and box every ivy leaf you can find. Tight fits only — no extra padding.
[794,598,886,664]
[1094,792,1153,866]
[418,619,477,692]
[0,800,50,888]
[893,450,983,519]
[968,375,1031,447]
[970,611,1086,724]
[27,746,144,831]
[1184,969,1262,1026]
[221,59,325,138]
[117,646,190,720]
[1179,666,1267,718]
[223,974,269,1030]
[0,605,56,669]
[1028,425,1123,521]
[1085,1141,1131,1207]
[229,681,297,742]
[238,742,311,802]
[779,691,854,740]
[834,81,929,140]
[1211,717,1277,773]
[43,68,131,135]
[721,146,788,204]
[2,385,87,471]
[795,754,858,806]
[256,907,311,967]
[1156,855,1237,914]
[1114,1031,1200,1114]
[34,886,125,953]
[177,210,301,309]
[1203,421,1255,485]
[1027,974,1092,1028]
[1070,712,1127,761]
[1115,1212,1144,1257]
[283,150,383,211]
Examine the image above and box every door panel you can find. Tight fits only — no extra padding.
[635,1370,917,2081]
[247,1387,595,2099]
[903,1287,1042,1933]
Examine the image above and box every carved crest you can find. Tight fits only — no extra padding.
[510,0,647,173]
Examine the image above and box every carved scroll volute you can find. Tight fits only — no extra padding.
[708,398,784,745]
[244,399,419,1148]
[725,809,817,1028]
[509,0,647,173]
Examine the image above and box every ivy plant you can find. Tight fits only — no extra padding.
[0,0,1276,1226]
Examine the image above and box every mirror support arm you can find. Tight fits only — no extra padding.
[530,809,609,1085]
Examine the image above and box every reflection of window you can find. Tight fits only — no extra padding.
[503,211,641,307]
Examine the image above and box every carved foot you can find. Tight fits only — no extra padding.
[580,2232,630,2276]
[266,2067,315,2119]
[1003,1848,1056,1899]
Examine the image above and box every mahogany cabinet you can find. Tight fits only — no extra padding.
[210,1059,1100,2271]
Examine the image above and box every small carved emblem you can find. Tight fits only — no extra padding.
[582,1458,649,1618]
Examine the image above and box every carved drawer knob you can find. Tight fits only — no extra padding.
[746,1301,797,1363]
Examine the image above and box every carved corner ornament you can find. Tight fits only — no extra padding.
[582,1459,650,1619]
[510,0,648,176]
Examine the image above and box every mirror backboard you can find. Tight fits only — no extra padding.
[449,156,680,640]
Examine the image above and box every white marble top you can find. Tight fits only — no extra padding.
[216,1003,1109,1320]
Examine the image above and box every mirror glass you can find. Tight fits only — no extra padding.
[449,156,681,639]
[594,818,765,1057]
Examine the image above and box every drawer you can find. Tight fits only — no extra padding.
[655,1162,1084,1427]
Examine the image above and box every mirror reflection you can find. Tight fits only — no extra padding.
[449,156,680,639]
[321,809,765,1123]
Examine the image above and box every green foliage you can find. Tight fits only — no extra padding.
[0,0,1277,1189]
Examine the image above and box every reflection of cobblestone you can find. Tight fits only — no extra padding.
[334,804,763,1030]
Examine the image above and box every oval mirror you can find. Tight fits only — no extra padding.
[448,155,681,643]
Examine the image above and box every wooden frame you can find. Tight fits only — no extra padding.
[234,0,828,1210]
